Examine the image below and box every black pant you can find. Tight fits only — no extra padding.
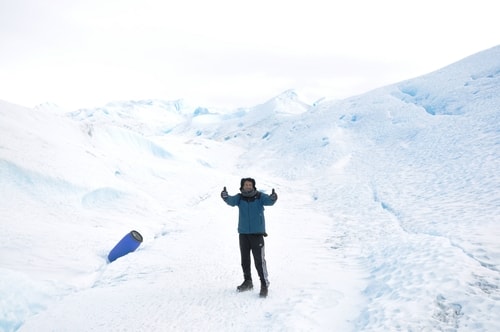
[239,234,269,287]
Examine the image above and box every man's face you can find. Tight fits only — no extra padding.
[242,181,254,191]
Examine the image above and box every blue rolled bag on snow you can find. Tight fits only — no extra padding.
[108,230,143,262]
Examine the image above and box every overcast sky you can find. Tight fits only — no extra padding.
[1,0,498,110]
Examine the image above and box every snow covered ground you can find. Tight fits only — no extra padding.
[1,45,499,331]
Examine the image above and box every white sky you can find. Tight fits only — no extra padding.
[0,0,499,110]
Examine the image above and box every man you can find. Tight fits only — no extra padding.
[221,178,278,298]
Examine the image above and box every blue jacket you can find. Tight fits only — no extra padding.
[223,191,276,234]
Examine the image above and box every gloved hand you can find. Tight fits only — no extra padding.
[270,188,277,201]
[221,186,228,200]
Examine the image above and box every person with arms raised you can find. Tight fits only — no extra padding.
[221,178,278,298]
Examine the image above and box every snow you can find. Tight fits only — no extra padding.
[1,45,499,332]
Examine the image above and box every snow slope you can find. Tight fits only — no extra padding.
[1,45,499,331]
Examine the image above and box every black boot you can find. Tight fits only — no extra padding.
[259,283,268,298]
[237,279,253,292]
